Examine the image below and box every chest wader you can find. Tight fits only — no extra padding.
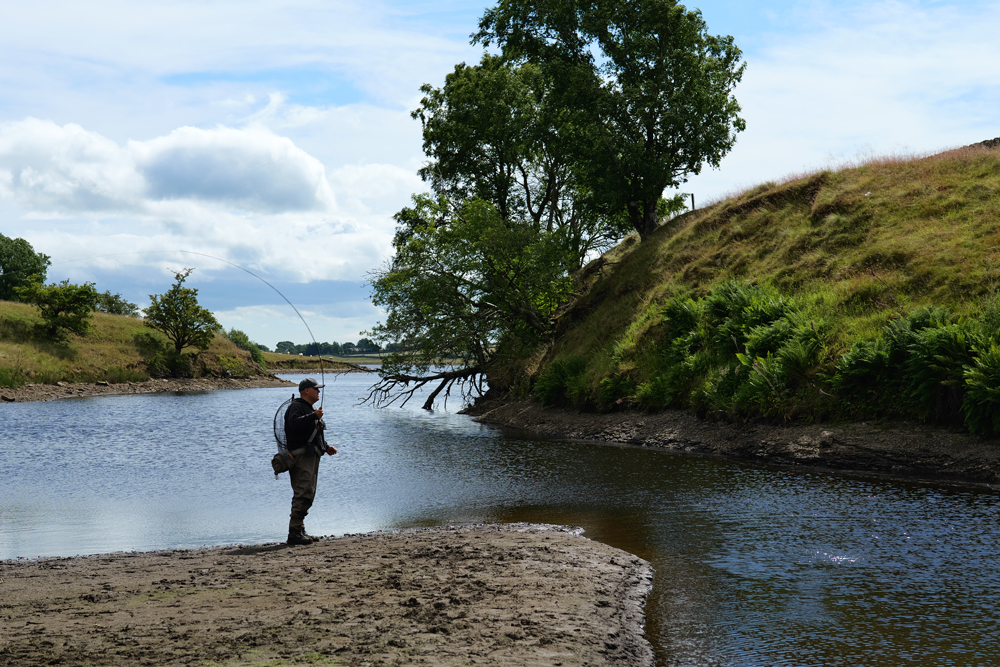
[287,420,325,545]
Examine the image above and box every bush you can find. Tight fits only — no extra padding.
[534,356,588,407]
[963,343,1000,435]
[223,328,267,369]
[133,331,195,377]
[15,279,99,340]
[217,355,250,378]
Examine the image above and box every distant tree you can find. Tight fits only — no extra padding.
[95,290,140,317]
[476,0,746,240]
[256,343,271,352]
[0,234,51,302]
[144,269,220,354]
[356,337,380,353]
[342,342,357,355]
[275,341,296,355]
[15,278,99,339]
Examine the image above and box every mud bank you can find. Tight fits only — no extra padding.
[0,375,297,403]
[0,524,653,667]
[467,399,1000,488]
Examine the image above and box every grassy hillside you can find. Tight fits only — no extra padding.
[0,301,269,386]
[529,143,1000,434]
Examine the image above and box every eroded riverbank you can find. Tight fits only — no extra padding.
[467,398,1000,488]
[0,524,653,667]
[0,375,295,403]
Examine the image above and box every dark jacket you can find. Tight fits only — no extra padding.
[284,398,326,456]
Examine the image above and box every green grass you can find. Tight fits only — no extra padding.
[527,144,1000,433]
[0,301,266,387]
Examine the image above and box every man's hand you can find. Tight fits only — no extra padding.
[314,407,324,420]
[326,446,338,456]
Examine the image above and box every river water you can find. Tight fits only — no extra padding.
[2,372,998,666]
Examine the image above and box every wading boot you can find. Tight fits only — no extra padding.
[286,530,312,546]
[287,516,312,546]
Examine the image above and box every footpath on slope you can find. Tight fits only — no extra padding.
[0,524,653,667]
[466,398,1000,488]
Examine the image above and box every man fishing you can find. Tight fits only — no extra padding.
[284,377,337,545]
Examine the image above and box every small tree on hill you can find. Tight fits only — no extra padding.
[144,269,220,354]
[96,290,140,317]
[15,278,100,339]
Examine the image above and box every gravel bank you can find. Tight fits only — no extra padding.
[466,398,1000,488]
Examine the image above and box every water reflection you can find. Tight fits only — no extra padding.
[2,373,999,665]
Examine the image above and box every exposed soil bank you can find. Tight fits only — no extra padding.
[0,524,653,667]
[466,399,1000,489]
[0,368,381,404]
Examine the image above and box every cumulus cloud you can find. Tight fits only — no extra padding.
[134,126,334,211]
[0,119,335,214]
[0,118,143,212]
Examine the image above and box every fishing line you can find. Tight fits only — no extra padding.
[51,250,329,407]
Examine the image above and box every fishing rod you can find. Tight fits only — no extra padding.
[50,250,329,406]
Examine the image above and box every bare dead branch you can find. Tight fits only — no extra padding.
[361,366,485,410]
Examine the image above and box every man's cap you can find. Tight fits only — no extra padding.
[298,377,325,391]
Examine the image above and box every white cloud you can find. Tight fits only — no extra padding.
[0,118,143,212]
[0,119,336,215]
[0,117,404,282]
[133,125,335,212]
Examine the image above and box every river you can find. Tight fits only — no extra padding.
[2,372,998,666]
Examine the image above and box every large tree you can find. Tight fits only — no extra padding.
[475,0,746,240]
[144,269,220,354]
[0,234,51,302]
[366,195,573,408]
[415,54,632,269]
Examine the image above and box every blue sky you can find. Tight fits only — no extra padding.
[1,0,998,348]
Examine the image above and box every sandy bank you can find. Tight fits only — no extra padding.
[0,524,653,667]
[467,399,1000,489]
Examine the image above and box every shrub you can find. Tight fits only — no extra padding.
[963,343,1000,435]
[224,328,267,369]
[217,355,250,378]
[534,356,587,407]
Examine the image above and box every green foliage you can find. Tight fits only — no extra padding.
[144,269,220,354]
[0,365,26,388]
[414,54,632,267]
[217,355,250,378]
[534,356,588,407]
[132,330,193,377]
[522,145,1000,433]
[223,328,267,369]
[96,290,139,317]
[0,234,50,302]
[962,344,1000,435]
[475,0,745,240]
[369,195,573,386]
[14,278,100,340]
